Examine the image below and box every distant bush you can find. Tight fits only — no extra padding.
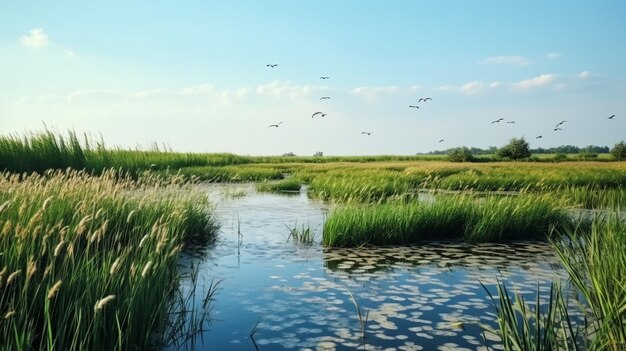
[282,152,296,157]
[497,138,531,161]
[611,141,626,161]
[578,152,598,160]
[552,153,567,162]
[313,151,323,157]
[447,147,474,162]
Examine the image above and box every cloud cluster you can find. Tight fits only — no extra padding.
[21,28,50,48]
[479,55,534,66]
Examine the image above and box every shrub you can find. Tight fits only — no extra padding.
[610,141,626,161]
[497,138,531,161]
[447,147,474,162]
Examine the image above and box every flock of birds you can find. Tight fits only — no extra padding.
[491,114,616,140]
[265,63,617,146]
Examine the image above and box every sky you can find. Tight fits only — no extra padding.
[1,1,625,155]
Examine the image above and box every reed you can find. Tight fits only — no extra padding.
[256,178,302,192]
[323,194,569,246]
[0,169,218,349]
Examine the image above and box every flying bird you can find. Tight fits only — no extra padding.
[491,118,504,124]
[536,135,543,139]
[418,97,432,102]
[312,112,324,118]
[268,122,283,128]
[608,114,616,119]
[555,120,566,128]
[554,127,563,131]
[439,139,445,143]
[506,121,516,124]
[320,76,330,79]
[266,64,278,68]
[320,96,331,100]
[409,105,420,109]
[362,131,372,135]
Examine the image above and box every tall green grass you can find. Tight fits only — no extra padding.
[484,214,626,351]
[323,195,569,246]
[0,170,218,349]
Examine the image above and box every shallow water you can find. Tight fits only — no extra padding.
[175,184,568,351]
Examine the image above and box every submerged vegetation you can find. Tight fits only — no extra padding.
[0,170,218,349]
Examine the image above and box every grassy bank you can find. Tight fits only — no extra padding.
[0,170,218,350]
[323,195,569,246]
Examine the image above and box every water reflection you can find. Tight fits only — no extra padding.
[172,184,567,351]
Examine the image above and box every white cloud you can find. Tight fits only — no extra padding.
[479,55,533,66]
[350,86,400,99]
[435,81,501,95]
[21,28,50,48]
[63,49,76,59]
[512,74,556,90]
[546,52,562,60]
[128,89,168,99]
[578,71,591,79]
[256,80,328,100]
[66,89,122,102]
[408,85,422,92]
[179,84,215,96]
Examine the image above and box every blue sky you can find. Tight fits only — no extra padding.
[1,1,625,155]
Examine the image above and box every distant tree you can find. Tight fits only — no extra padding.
[447,147,474,162]
[497,138,531,161]
[611,141,626,161]
[313,151,323,157]
[282,152,296,157]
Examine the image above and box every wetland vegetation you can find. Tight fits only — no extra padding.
[1,130,625,350]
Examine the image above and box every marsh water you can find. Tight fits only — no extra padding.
[176,184,567,351]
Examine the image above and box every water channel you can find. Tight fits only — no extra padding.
[176,184,568,351]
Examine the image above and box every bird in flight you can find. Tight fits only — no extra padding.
[409,105,420,109]
[266,64,278,68]
[312,112,324,118]
[608,114,616,119]
[555,120,566,128]
[439,139,445,143]
[554,127,563,131]
[268,122,283,128]
[320,76,330,79]
[320,96,331,100]
[536,135,543,139]
[506,121,516,124]
[418,97,432,102]
[362,131,372,135]
[491,118,504,124]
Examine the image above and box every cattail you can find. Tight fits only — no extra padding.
[156,237,168,253]
[4,310,15,320]
[6,269,21,286]
[42,196,53,211]
[0,200,11,214]
[130,263,137,277]
[54,240,65,257]
[138,234,149,248]
[26,259,37,281]
[109,256,122,275]
[43,264,53,279]
[94,295,116,312]
[75,215,92,236]
[168,244,184,258]
[95,208,104,220]
[47,280,63,299]
[141,261,153,278]
[126,210,136,224]
[1,220,12,237]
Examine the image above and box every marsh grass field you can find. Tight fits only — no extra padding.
[1,131,625,350]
